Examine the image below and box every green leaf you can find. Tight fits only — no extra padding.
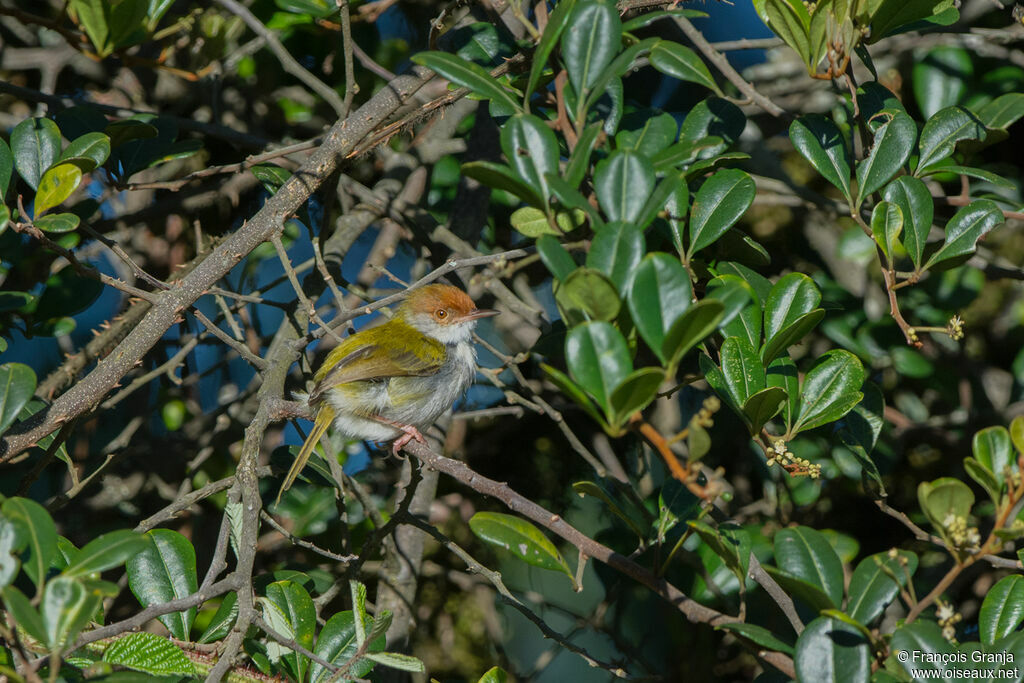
[564,121,603,187]
[364,651,426,672]
[917,162,1016,189]
[310,610,384,683]
[59,132,111,170]
[250,164,290,193]
[649,41,719,93]
[917,477,974,534]
[0,138,13,196]
[562,0,622,95]
[262,580,316,683]
[582,39,657,116]
[11,118,61,191]
[761,309,824,366]
[626,253,693,363]
[42,576,101,650]
[1,497,56,592]
[705,274,754,329]
[510,206,585,237]
[126,530,198,641]
[663,300,724,367]
[572,481,646,538]
[975,92,1024,130]
[547,173,603,228]
[687,168,755,258]
[587,221,644,291]
[616,112,678,159]
[775,526,844,606]
[477,666,510,683]
[634,171,684,231]
[964,457,1001,506]
[979,575,1024,646]
[63,529,148,577]
[102,632,195,676]
[855,111,917,205]
[742,387,788,436]
[469,511,573,578]
[762,565,836,611]
[790,114,853,201]
[34,163,83,217]
[765,0,812,65]
[916,106,986,172]
[891,621,956,678]
[0,363,37,436]
[0,516,25,588]
[795,616,871,682]
[621,8,707,31]
[665,175,690,255]
[501,114,560,203]
[542,363,610,431]
[410,52,521,114]
[104,118,159,148]
[767,356,800,431]
[912,45,971,119]
[847,550,918,625]
[566,321,631,411]
[972,426,1013,497]
[720,336,765,407]
[197,592,237,644]
[525,0,576,100]
[34,213,81,234]
[536,235,576,281]
[793,350,865,434]
[554,267,621,324]
[834,382,886,493]
[678,98,745,160]
[762,273,821,348]
[609,368,664,428]
[717,622,794,656]
[461,161,545,208]
[594,150,654,223]
[688,520,751,582]
[882,176,933,270]
[923,199,1004,270]
[1011,416,1024,455]
[2,585,48,645]
[870,200,903,263]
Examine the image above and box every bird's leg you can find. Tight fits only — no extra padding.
[371,416,426,455]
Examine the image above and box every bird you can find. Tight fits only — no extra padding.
[277,283,498,502]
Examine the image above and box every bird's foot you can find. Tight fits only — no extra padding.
[391,423,426,456]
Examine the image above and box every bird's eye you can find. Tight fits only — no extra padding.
[435,309,448,320]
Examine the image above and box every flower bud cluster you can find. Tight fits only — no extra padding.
[765,439,822,479]
[936,600,963,643]
[942,513,981,550]
[694,396,721,429]
[947,315,964,341]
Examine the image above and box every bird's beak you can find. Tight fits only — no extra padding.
[461,308,499,322]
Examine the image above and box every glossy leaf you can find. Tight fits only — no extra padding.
[1,585,47,645]
[0,516,24,588]
[635,172,685,231]
[761,309,824,365]
[924,199,1004,270]
[918,477,974,534]
[525,0,577,100]
[35,213,81,234]
[0,138,14,195]
[649,41,719,93]
[762,273,820,346]
[501,114,559,203]
[767,356,800,431]
[126,530,198,640]
[912,46,971,119]
[554,267,620,324]
[198,592,237,644]
[536,235,576,281]
[763,565,837,611]
[869,0,957,44]
[847,550,917,625]
[679,98,745,160]
[882,176,933,270]
[705,275,753,329]
[891,621,957,678]
[720,336,765,407]
[855,111,916,205]
[919,162,1016,189]
[616,112,678,159]
[687,168,755,258]
[665,176,690,256]
[594,150,654,223]
[562,0,621,95]
[263,580,316,682]
[541,363,609,429]
[609,368,665,428]
[34,163,83,217]
[795,616,871,683]
[765,0,812,65]
[59,132,111,169]
[564,122,603,187]
[1,497,56,592]
[410,52,521,114]
[11,117,60,191]
[835,382,886,492]
[775,526,844,606]
[42,576,101,650]
[790,115,852,201]
[916,106,986,172]
[870,200,903,263]
[587,221,644,291]
[64,529,147,577]
[976,92,1024,130]
[461,161,545,209]
[102,632,195,676]
[566,321,631,410]
[469,511,572,578]
[509,206,585,237]
[311,610,384,683]
[793,350,865,434]
[663,300,724,367]
[621,8,707,31]
[717,622,793,656]
[627,253,693,362]
[741,387,787,436]
[547,173,603,227]
[688,520,751,582]
[0,363,37,436]
[972,426,1013,495]
[979,575,1024,646]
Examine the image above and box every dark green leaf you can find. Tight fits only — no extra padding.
[916,106,986,172]
[869,0,956,42]
[834,382,886,493]
[847,550,917,625]
[554,267,621,324]
[608,368,664,428]
[767,355,800,431]
[572,481,647,538]
[469,511,572,578]
[918,163,1016,189]
[663,300,724,367]
[688,520,751,582]
[263,580,316,683]
[566,321,631,410]
[41,576,101,650]
[594,150,654,223]
[705,274,753,329]
[310,610,384,683]
[882,176,933,270]
[587,221,644,290]
[891,621,956,678]
[775,526,844,606]
[762,272,821,346]
[2,585,48,645]
[197,593,237,644]
[1,497,56,592]
[11,118,61,191]
[250,164,291,193]
[525,0,577,100]
[741,387,787,436]
[63,529,147,577]
[562,0,622,95]
[565,121,603,188]
[761,309,824,365]
[649,41,719,93]
[717,622,794,656]
[979,575,1024,646]
[678,98,745,160]
[0,363,37,436]
[793,350,865,434]
[541,362,609,429]
[975,93,1024,130]
[687,168,755,257]
[536,235,576,281]
[626,253,693,362]
[461,161,545,208]
[0,139,13,196]
[634,172,685,231]
[765,0,812,65]
[870,200,903,263]
[794,616,871,682]
[924,199,1004,270]
[102,632,195,676]
[104,119,159,148]
[763,565,837,611]
[501,114,560,203]
[411,52,521,114]
[621,8,707,31]
[60,132,111,169]
[912,45,971,119]
[616,112,677,158]
[34,213,81,234]
[720,336,765,407]
[855,111,916,205]
[790,114,852,201]
[126,530,198,641]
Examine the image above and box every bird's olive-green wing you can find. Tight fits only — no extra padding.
[309,322,445,403]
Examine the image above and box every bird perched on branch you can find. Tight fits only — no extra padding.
[277,283,498,502]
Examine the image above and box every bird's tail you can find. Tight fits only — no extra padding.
[277,405,334,504]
